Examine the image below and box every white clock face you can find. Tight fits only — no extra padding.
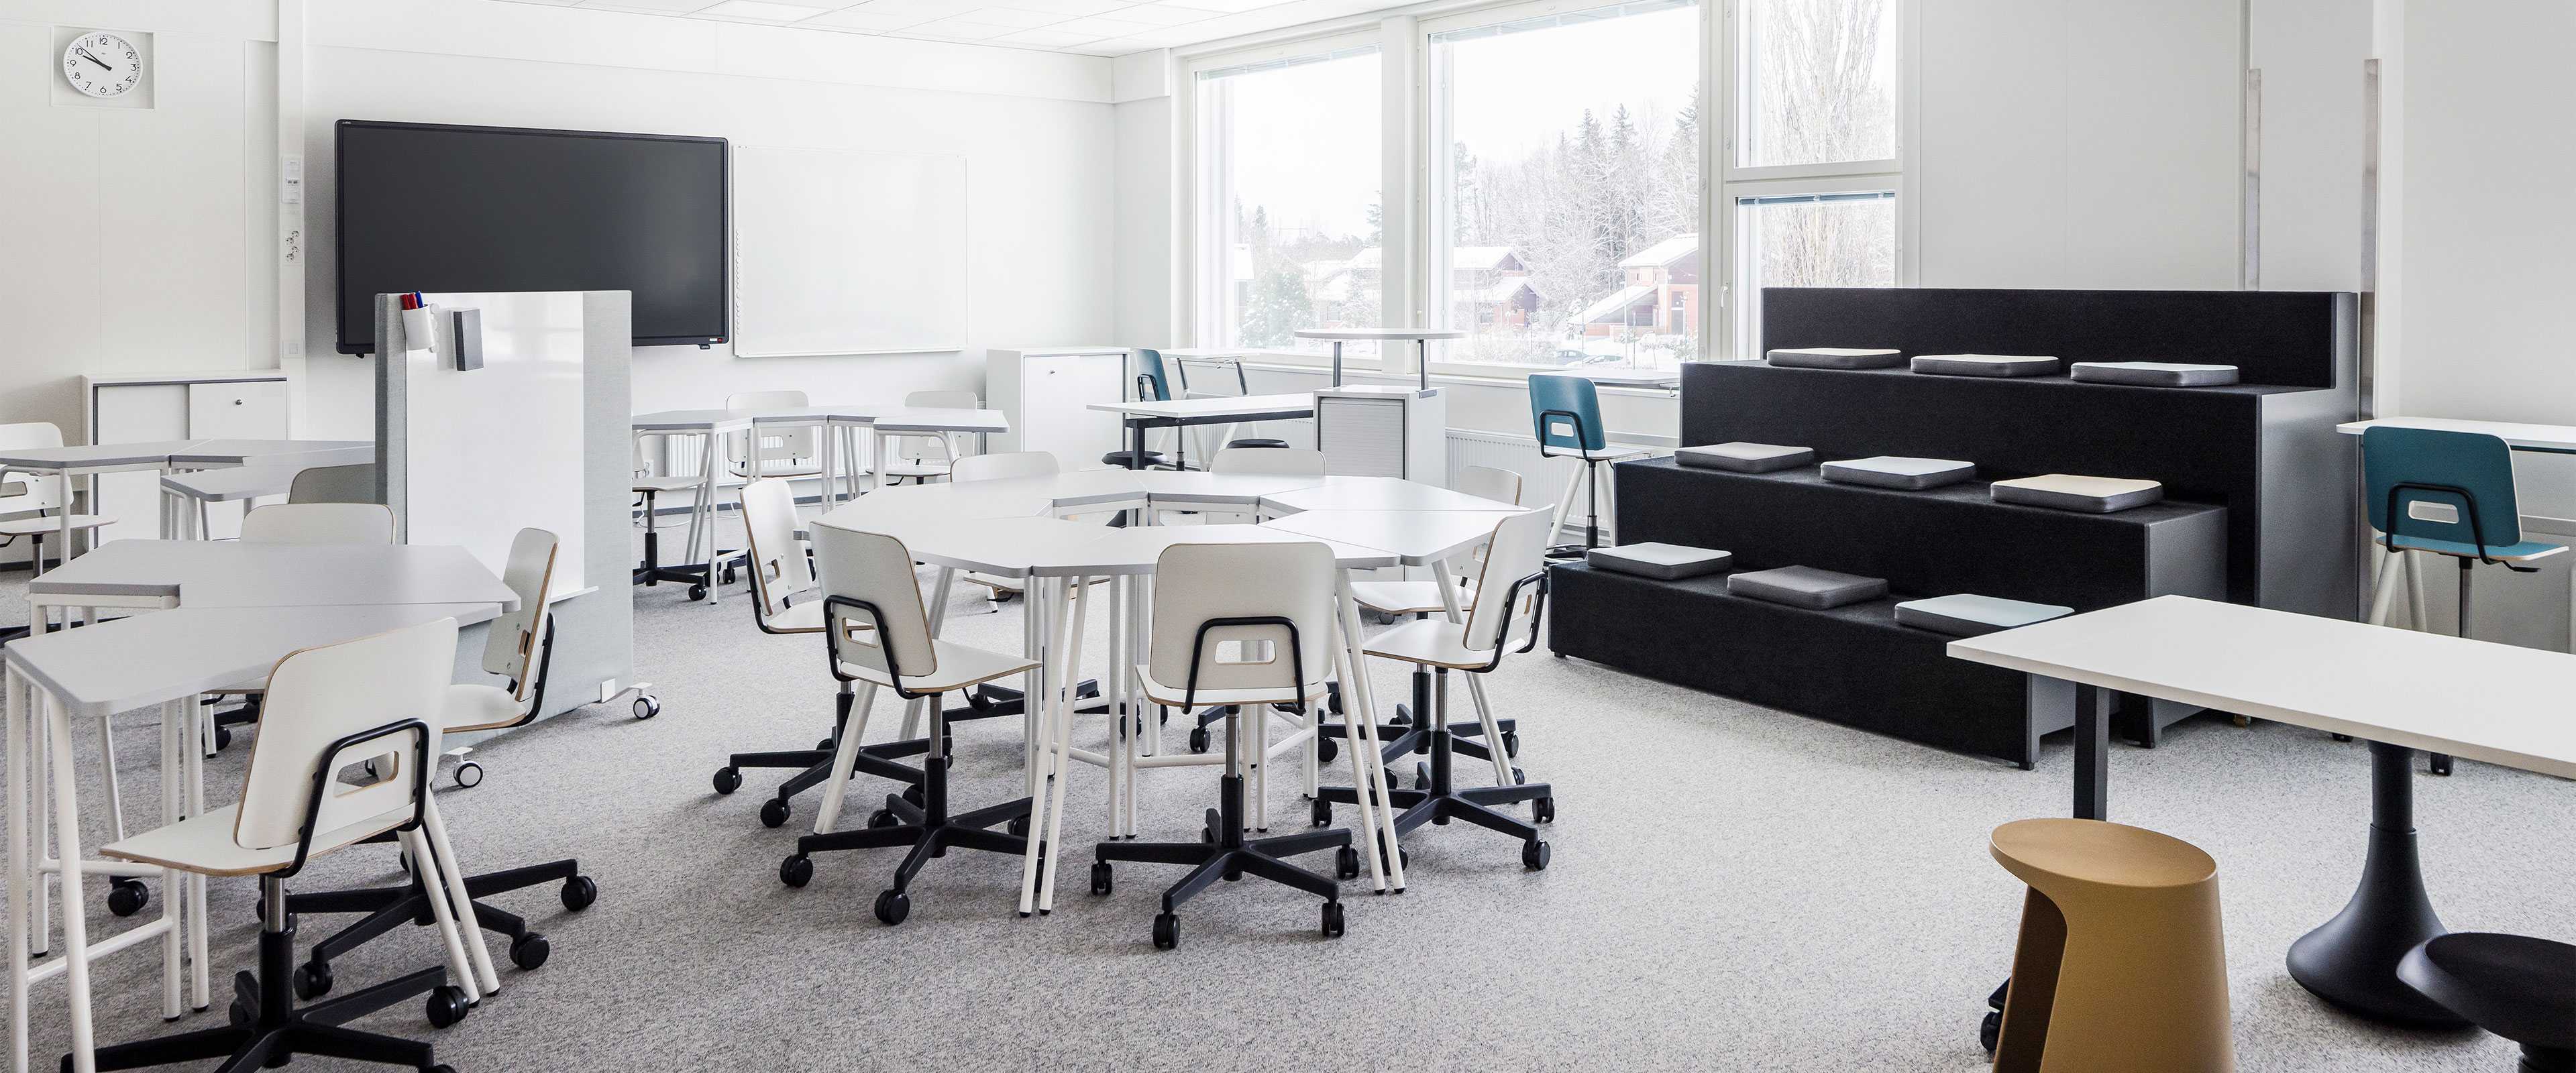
[62,32,142,99]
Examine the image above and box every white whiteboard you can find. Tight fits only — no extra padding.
[401,291,587,597]
[733,146,969,357]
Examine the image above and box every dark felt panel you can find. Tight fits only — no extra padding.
[1760,287,2354,388]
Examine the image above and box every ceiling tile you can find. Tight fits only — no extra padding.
[802,5,925,27]
[1153,0,1289,12]
[573,0,714,11]
[900,17,1020,38]
[1045,14,1155,36]
[994,26,1099,44]
[696,0,833,18]
[1105,3,1217,23]
[950,7,1075,27]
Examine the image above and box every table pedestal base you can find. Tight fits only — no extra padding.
[2287,741,2465,1027]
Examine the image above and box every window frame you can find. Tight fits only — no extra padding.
[1177,30,1391,372]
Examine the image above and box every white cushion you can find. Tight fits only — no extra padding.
[1727,565,1888,610]
[1894,594,2073,636]
[1990,474,2165,514]
[1586,543,1732,579]
[2067,361,2241,387]
[1676,442,1815,473]
[1909,354,2060,378]
[1766,347,1904,370]
[1821,456,1977,490]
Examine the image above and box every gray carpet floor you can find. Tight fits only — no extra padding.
[11,510,2574,1071]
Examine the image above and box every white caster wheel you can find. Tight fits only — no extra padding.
[633,694,661,720]
[453,760,484,789]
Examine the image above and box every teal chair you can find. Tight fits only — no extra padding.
[1529,373,1646,559]
[2361,425,2564,774]
[1102,349,1178,470]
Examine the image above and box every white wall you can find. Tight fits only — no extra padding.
[0,1,281,439]
[1113,51,1175,345]
[297,0,1120,445]
[2249,0,2369,293]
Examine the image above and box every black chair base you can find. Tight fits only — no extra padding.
[779,695,1031,925]
[283,850,594,997]
[1092,774,1348,948]
[1315,720,1553,872]
[2398,931,2576,1072]
[1099,451,1171,470]
[714,680,1098,827]
[82,911,459,1073]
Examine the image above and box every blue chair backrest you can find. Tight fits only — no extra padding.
[1528,374,1605,455]
[2362,426,2524,552]
[1135,349,1171,402]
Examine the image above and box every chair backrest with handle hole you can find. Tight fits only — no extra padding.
[481,528,559,702]
[2362,426,2528,554]
[952,451,1059,484]
[1457,464,1523,506]
[727,390,814,467]
[738,478,814,624]
[1462,508,1555,656]
[1148,541,1336,701]
[288,463,377,505]
[0,422,70,513]
[1211,447,1326,476]
[811,520,939,683]
[233,617,456,862]
[1528,374,1606,455]
[1134,349,1172,402]
[239,502,396,544]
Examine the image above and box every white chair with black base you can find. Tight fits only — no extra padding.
[877,390,983,486]
[82,618,478,1073]
[284,530,596,1002]
[1089,541,1354,950]
[951,451,1060,608]
[777,520,1043,925]
[1331,508,1558,872]
[0,423,110,593]
[710,480,932,830]
[203,504,398,754]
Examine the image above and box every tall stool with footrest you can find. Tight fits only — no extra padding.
[1528,373,1646,559]
[1101,349,1179,471]
[2361,426,2564,775]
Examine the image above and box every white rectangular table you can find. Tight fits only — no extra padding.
[29,541,520,614]
[0,439,371,576]
[1947,594,2576,1025]
[1087,395,1318,472]
[1261,476,1523,514]
[2336,416,2576,455]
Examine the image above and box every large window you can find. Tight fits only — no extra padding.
[1430,0,1705,371]
[1192,44,1383,361]
[1724,0,1900,357]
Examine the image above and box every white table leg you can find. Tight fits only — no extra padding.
[419,799,501,996]
[810,682,879,836]
[2402,548,2428,631]
[2366,548,2404,626]
[696,432,722,607]
[10,667,32,1073]
[182,699,206,1012]
[1015,577,1057,917]
[45,691,95,1073]
[1332,574,1404,892]
[1036,576,1087,915]
[396,827,480,1007]
[156,701,178,1021]
[1106,575,1126,838]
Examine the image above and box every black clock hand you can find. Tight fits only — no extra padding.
[75,48,111,71]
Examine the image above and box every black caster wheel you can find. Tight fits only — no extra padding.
[873,889,911,925]
[902,784,925,807]
[759,797,791,828]
[1187,726,1210,754]
[686,583,707,602]
[425,985,470,1029]
[1008,815,1030,838]
[1310,799,1332,828]
[453,760,484,789]
[427,1065,459,1073]
[1501,730,1519,758]
[722,565,739,586]
[1511,767,1527,785]
[1523,839,1551,871]
[1335,845,1360,880]
[509,932,550,971]
[559,875,597,911]
[779,854,814,888]
[214,726,232,750]
[228,1001,253,1029]
[292,962,332,1001]
[1151,912,1179,950]
[1980,1010,2002,1054]
[816,737,836,752]
[1533,796,1556,824]
[106,879,148,918]
[1089,861,1113,896]
[632,694,659,720]
[2331,732,2354,742]
[867,809,898,829]
[2430,754,2455,776]
[1320,901,1345,938]
[712,767,742,795]
[1317,737,1339,765]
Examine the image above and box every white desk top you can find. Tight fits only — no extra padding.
[160,463,304,503]
[1947,595,2576,779]
[1130,471,1330,506]
[1087,394,1318,421]
[2335,416,2576,451]
[631,405,1006,435]
[4,603,500,719]
[1262,477,1525,514]
[1260,509,1516,566]
[811,514,1395,579]
[1057,524,1395,576]
[861,406,1010,434]
[1293,329,1468,341]
[1543,367,1683,388]
[0,439,369,473]
[30,540,519,612]
[170,439,372,466]
[1159,348,1252,359]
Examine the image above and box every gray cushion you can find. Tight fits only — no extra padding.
[1990,474,2165,513]
[1766,347,1904,370]
[1894,594,2074,636]
[1676,442,1816,473]
[1727,565,1889,610]
[1821,455,1977,490]
[1587,543,1733,580]
[1911,353,2060,378]
[2067,361,2241,387]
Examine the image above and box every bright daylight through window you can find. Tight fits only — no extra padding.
[1729,0,1899,357]
[1193,47,1383,359]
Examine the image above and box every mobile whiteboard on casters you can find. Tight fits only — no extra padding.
[732,146,969,357]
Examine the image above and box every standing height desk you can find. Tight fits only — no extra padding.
[1292,329,1467,388]
[1087,396,1318,471]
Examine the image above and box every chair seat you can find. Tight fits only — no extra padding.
[1989,817,2216,893]
[1361,618,1508,671]
[838,639,1039,694]
[1348,580,1472,616]
[2381,533,2568,562]
[632,475,701,494]
[2399,932,2576,1050]
[1099,451,1169,468]
[759,600,828,632]
[1226,439,1291,450]
[445,683,529,734]
[877,460,954,477]
[0,514,109,536]
[100,803,411,878]
[729,462,822,479]
[1130,665,1330,710]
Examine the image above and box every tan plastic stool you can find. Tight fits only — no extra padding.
[1990,818,2234,1073]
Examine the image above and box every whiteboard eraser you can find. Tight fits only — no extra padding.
[447,308,482,371]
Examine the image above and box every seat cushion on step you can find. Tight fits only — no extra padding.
[1910,354,2061,378]
[1991,474,2166,513]
[1727,565,1889,610]
[1676,441,1816,473]
[1893,594,2074,636]
[2067,361,2241,387]
[1586,543,1733,580]
[1821,455,1977,490]
[1766,347,1905,370]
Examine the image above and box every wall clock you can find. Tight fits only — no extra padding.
[61,30,143,99]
